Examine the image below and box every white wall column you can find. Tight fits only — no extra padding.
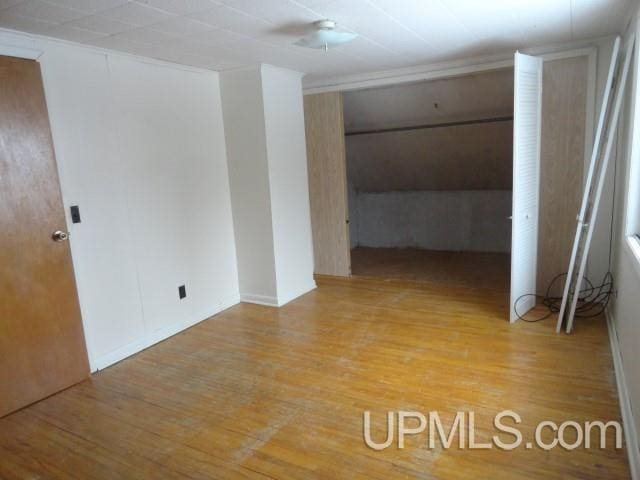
[221,65,316,307]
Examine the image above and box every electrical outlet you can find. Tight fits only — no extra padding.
[178,285,186,299]
[70,205,81,224]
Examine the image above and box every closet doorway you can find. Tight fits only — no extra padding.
[304,52,590,322]
[344,68,514,291]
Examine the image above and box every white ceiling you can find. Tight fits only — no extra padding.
[0,0,633,83]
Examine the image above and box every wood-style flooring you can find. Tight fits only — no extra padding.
[0,275,629,479]
[351,247,510,290]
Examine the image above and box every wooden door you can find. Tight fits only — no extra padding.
[304,92,351,276]
[0,55,89,417]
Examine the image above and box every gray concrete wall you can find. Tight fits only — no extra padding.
[352,190,512,253]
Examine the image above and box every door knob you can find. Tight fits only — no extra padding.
[52,230,69,242]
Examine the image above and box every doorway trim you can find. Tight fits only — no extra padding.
[0,44,42,61]
[305,46,598,227]
[304,44,599,94]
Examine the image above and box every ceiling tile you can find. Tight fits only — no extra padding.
[185,26,249,45]
[290,0,327,7]
[299,52,375,76]
[570,0,632,39]
[2,0,86,23]
[85,32,149,52]
[158,50,211,67]
[322,35,391,58]
[114,25,177,43]
[371,0,473,52]
[254,29,300,47]
[170,35,234,55]
[44,0,129,14]
[0,0,631,83]
[63,14,135,34]
[213,41,266,62]
[221,0,321,24]
[147,15,213,36]
[223,16,274,37]
[202,59,245,70]
[171,38,266,65]
[0,0,27,10]
[1,15,101,43]
[39,23,103,41]
[306,0,429,55]
[305,0,391,32]
[187,4,254,27]
[0,12,55,32]
[99,1,173,26]
[140,38,200,56]
[439,0,572,47]
[134,0,218,15]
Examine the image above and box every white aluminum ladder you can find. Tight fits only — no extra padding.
[557,36,635,333]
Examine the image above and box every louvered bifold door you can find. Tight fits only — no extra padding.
[510,52,543,322]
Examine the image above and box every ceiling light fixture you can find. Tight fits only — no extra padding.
[294,20,358,51]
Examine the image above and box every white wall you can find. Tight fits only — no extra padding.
[109,56,239,337]
[0,29,240,371]
[353,190,512,252]
[40,41,147,363]
[221,65,316,307]
[609,5,640,475]
[220,67,278,304]
[261,65,316,305]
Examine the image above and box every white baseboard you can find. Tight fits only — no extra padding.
[219,292,241,311]
[94,281,318,370]
[606,308,640,480]
[91,292,240,372]
[275,281,317,306]
[240,281,317,307]
[240,292,280,306]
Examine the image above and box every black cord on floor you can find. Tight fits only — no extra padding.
[513,271,615,322]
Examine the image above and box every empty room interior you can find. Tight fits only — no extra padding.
[1,1,640,479]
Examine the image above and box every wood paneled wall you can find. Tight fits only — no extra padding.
[538,56,588,295]
[304,92,351,276]
[342,68,514,132]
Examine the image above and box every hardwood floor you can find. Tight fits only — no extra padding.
[351,247,510,290]
[0,276,630,479]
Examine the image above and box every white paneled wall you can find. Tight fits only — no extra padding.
[40,42,147,362]
[1,30,240,371]
[108,56,239,336]
[610,4,640,473]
